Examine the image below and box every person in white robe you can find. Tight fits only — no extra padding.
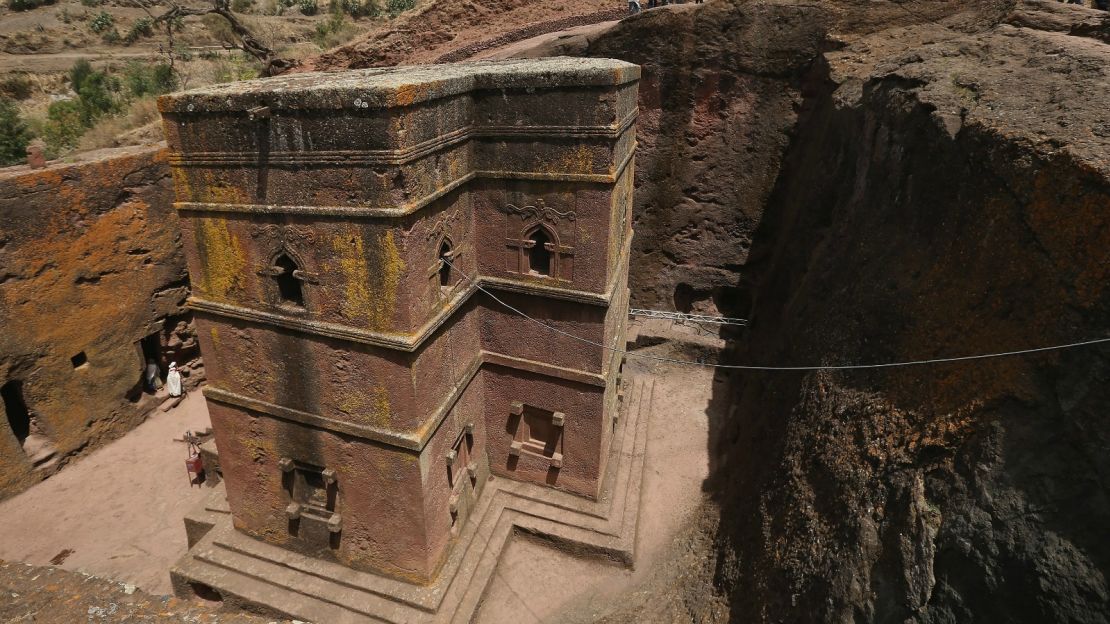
[166,362,183,398]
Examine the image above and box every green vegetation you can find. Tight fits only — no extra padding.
[385,0,413,16]
[30,60,177,157]
[340,0,380,18]
[312,10,358,49]
[231,0,253,11]
[89,11,115,34]
[40,100,85,155]
[211,55,259,83]
[0,98,32,166]
[124,17,155,45]
[89,11,121,42]
[122,62,176,97]
[298,0,318,15]
[70,60,120,126]
[7,0,55,11]
[79,0,102,6]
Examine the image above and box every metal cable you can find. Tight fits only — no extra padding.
[628,308,748,326]
[441,258,1110,371]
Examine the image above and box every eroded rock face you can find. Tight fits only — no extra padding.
[0,147,203,500]
[710,3,1110,622]
[511,2,828,313]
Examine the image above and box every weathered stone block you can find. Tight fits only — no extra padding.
[161,58,637,584]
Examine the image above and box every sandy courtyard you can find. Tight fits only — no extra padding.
[0,391,213,595]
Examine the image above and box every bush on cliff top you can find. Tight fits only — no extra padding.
[7,0,55,11]
[40,99,84,155]
[0,98,31,166]
[385,0,412,16]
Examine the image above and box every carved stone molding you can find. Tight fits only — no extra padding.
[424,209,463,242]
[502,199,576,224]
[249,224,318,244]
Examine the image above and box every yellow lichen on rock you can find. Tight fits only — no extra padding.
[195,217,247,300]
[331,227,405,330]
[338,385,391,429]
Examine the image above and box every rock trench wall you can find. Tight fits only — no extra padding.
[0,147,203,500]
[704,3,1110,622]
[513,3,827,314]
[502,1,1110,621]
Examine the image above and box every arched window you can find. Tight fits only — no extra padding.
[438,240,453,287]
[526,227,552,276]
[274,253,304,307]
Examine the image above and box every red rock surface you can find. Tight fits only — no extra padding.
[0,559,279,623]
[0,145,204,501]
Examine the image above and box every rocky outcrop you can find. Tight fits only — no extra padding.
[0,146,203,500]
[0,559,274,623]
[708,2,1110,622]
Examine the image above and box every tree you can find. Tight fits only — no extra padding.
[42,100,85,154]
[0,97,31,166]
[131,0,296,76]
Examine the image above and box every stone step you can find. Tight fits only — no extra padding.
[32,453,59,472]
[23,434,57,468]
[191,539,417,623]
[211,524,447,612]
[175,555,382,624]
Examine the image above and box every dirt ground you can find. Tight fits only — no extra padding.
[0,390,214,596]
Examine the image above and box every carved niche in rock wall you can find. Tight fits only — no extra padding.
[500,199,576,281]
[250,224,319,311]
[421,208,468,297]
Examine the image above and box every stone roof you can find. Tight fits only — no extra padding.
[158,57,639,113]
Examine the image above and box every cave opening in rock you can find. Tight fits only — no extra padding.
[2,380,30,446]
[139,332,162,369]
[673,282,695,314]
[527,228,552,276]
[274,254,304,307]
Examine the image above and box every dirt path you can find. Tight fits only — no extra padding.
[0,391,213,596]
[0,51,160,73]
[433,10,625,63]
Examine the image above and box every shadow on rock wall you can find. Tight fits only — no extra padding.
[536,0,829,313]
[706,8,1110,621]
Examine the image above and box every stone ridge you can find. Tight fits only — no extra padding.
[158,57,640,112]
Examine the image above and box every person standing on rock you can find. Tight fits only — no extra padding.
[166,362,183,398]
[143,358,161,393]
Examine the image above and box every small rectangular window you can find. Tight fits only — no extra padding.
[70,352,88,369]
[520,406,560,458]
[292,464,335,513]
